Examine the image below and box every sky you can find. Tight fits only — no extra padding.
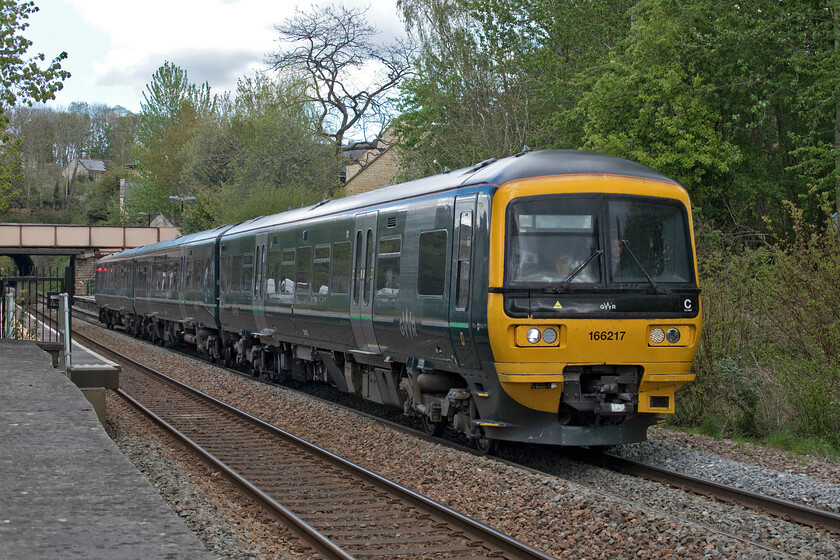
[24,0,406,114]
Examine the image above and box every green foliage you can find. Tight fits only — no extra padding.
[0,0,69,210]
[398,0,840,235]
[396,0,540,177]
[675,203,840,449]
[173,73,341,232]
[79,168,127,225]
[578,0,741,196]
[215,183,323,226]
[765,429,840,462]
[0,0,69,108]
[134,61,215,209]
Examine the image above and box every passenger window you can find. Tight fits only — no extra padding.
[242,253,253,293]
[363,230,374,305]
[231,255,243,292]
[331,241,351,294]
[418,230,447,296]
[313,245,330,295]
[455,211,473,310]
[376,236,401,297]
[254,246,262,297]
[280,249,295,294]
[266,249,283,294]
[352,231,363,304]
[296,246,312,294]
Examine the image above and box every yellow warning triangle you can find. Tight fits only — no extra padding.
[554,301,563,309]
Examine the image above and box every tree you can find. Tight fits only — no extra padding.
[395,0,637,177]
[396,0,540,177]
[269,4,415,153]
[178,73,342,232]
[132,61,214,222]
[577,1,741,202]
[0,0,69,210]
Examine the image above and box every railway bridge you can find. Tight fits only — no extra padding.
[0,223,179,294]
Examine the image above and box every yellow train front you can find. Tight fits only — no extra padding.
[479,156,702,447]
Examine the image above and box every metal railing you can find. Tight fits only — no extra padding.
[0,273,67,344]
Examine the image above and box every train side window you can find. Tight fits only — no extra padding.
[242,253,253,293]
[266,249,283,295]
[193,259,203,290]
[254,246,262,297]
[455,211,473,310]
[418,230,447,296]
[187,259,196,290]
[296,246,312,294]
[281,249,296,294]
[313,245,330,295]
[376,236,401,297]
[231,255,243,292]
[352,231,363,304]
[172,257,180,291]
[331,241,351,294]
[363,229,374,305]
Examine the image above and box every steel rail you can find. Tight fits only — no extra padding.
[114,387,355,560]
[78,330,558,560]
[586,451,840,535]
[70,312,840,540]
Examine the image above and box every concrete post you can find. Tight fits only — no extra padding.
[59,292,71,375]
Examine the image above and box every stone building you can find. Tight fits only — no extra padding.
[61,157,108,182]
[342,129,400,196]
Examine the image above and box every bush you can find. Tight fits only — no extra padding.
[675,202,840,451]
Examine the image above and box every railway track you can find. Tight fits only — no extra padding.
[73,329,557,560]
[581,450,840,535]
[69,301,840,539]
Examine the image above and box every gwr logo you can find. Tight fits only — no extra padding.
[400,309,417,339]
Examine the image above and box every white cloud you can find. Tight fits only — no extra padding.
[29,0,405,111]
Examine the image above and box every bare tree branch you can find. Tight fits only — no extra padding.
[269,3,415,154]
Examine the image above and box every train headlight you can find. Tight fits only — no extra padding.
[542,327,558,344]
[666,328,681,344]
[526,328,542,344]
[650,328,665,344]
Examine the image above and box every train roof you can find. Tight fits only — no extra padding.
[99,224,232,262]
[222,149,680,237]
[98,149,680,261]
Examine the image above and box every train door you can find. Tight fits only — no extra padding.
[449,195,480,369]
[350,211,380,353]
[178,251,187,320]
[252,233,268,334]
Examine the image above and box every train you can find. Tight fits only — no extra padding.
[95,149,702,452]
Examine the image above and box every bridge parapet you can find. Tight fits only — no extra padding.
[0,224,179,254]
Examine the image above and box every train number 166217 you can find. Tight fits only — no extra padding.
[588,330,626,341]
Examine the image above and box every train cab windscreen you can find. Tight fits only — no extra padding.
[506,195,693,288]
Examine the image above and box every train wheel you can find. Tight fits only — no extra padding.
[421,416,444,437]
[223,346,233,368]
[471,429,496,456]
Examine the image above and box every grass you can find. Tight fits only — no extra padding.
[666,422,840,463]
[763,430,840,462]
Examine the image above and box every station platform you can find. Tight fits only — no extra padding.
[0,339,213,559]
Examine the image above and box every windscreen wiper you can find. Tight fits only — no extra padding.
[620,239,665,294]
[545,250,603,294]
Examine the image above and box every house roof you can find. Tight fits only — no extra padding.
[342,141,377,162]
[79,158,107,173]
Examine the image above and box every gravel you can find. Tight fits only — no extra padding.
[610,437,840,513]
[79,320,840,560]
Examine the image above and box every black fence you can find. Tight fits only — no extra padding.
[0,269,68,343]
